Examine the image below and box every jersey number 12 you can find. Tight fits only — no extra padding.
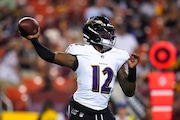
[91,65,113,94]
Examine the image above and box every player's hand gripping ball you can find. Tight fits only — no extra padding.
[18,17,39,37]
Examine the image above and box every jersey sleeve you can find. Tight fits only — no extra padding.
[65,43,86,55]
[119,49,130,62]
[116,49,130,72]
[65,44,78,55]
[121,50,130,74]
[124,50,130,61]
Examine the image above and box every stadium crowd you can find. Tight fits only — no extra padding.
[1,0,180,119]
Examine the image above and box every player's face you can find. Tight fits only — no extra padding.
[96,25,115,40]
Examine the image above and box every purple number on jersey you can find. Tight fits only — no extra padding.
[91,65,113,94]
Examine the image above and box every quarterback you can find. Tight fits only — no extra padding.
[22,16,139,120]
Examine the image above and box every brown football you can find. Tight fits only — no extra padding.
[18,17,39,37]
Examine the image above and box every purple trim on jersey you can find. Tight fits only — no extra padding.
[92,65,99,92]
[101,67,113,94]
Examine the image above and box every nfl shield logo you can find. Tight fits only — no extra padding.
[79,112,84,117]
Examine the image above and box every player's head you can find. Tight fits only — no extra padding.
[83,16,116,50]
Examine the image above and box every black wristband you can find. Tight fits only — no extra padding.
[127,67,136,82]
[31,38,55,62]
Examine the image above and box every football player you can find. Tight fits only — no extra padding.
[22,16,139,120]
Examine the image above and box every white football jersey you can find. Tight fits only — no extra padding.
[66,44,129,110]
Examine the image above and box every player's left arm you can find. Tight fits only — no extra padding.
[117,53,140,97]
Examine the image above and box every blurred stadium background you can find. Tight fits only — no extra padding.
[1,0,180,120]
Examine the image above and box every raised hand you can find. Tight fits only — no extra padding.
[127,53,140,68]
[25,27,41,40]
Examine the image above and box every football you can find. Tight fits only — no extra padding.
[18,17,39,37]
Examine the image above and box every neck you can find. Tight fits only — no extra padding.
[93,44,103,53]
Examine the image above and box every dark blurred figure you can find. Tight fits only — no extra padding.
[38,99,66,120]
[141,103,152,120]
[18,40,37,77]
[128,15,147,44]
[28,75,71,117]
